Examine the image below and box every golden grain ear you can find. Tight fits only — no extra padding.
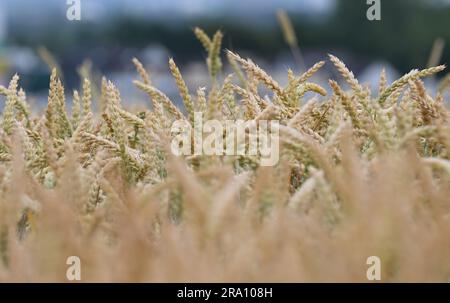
[227,50,288,104]
[82,78,92,118]
[194,27,223,79]
[169,58,194,124]
[208,30,223,79]
[194,27,212,52]
[72,90,81,128]
[132,57,151,85]
[379,65,445,105]
[328,54,366,99]
[2,74,20,135]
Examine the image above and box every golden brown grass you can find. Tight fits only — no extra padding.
[0,28,450,282]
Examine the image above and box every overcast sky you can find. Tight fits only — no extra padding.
[0,0,334,21]
[2,0,450,20]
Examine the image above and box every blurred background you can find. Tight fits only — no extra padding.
[0,0,449,106]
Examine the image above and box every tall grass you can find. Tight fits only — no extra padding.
[0,28,449,282]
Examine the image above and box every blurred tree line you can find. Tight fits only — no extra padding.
[324,0,450,71]
[6,0,450,75]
